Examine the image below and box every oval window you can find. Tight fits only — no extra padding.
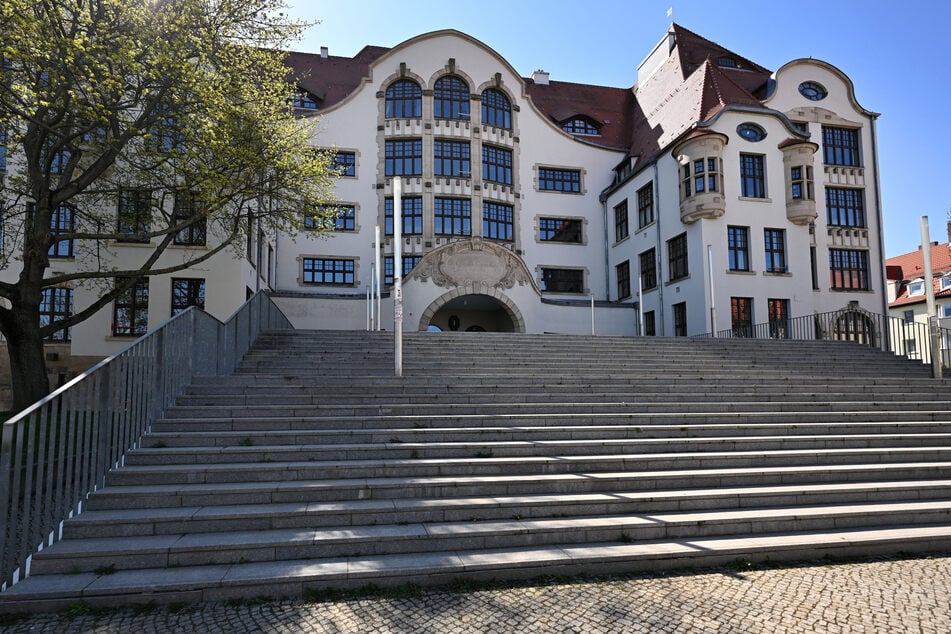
[798,81,828,101]
[736,123,766,142]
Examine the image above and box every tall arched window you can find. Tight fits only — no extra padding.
[385,79,422,118]
[481,89,511,129]
[434,75,470,120]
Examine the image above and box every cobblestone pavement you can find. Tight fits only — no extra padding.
[2,554,949,633]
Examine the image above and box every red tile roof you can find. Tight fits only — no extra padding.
[886,242,951,306]
[523,79,634,150]
[285,46,389,109]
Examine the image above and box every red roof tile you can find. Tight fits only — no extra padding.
[523,79,634,150]
[886,242,951,306]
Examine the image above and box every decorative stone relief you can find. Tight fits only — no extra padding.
[412,238,533,290]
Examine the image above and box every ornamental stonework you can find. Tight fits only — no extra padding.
[412,238,532,290]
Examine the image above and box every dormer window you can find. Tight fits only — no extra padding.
[292,89,320,111]
[717,56,738,68]
[941,275,951,292]
[908,278,926,297]
[561,117,600,136]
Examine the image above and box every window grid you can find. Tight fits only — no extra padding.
[830,248,870,291]
[384,255,423,286]
[667,233,688,281]
[643,311,656,336]
[434,198,471,236]
[433,76,470,120]
[302,258,355,286]
[539,218,582,243]
[637,184,654,228]
[171,278,205,316]
[113,278,149,337]
[538,167,581,192]
[385,80,422,118]
[482,145,512,184]
[768,298,790,339]
[49,205,75,258]
[40,287,73,342]
[540,268,584,293]
[731,297,753,337]
[384,197,423,236]
[764,228,787,273]
[483,201,514,241]
[681,158,720,199]
[384,139,422,176]
[826,187,866,227]
[333,151,355,177]
[481,89,512,129]
[616,260,631,300]
[673,302,687,336]
[740,154,766,198]
[640,249,657,291]
[561,118,600,135]
[333,206,356,232]
[790,166,814,200]
[614,200,629,242]
[434,140,471,177]
[117,189,151,243]
[173,191,207,246]
[822,126,860,166]
[728,226,750,272]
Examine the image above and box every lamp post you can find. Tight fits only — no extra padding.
[393,178,403,377]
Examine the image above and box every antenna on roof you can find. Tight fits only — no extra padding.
[667,6,674,21]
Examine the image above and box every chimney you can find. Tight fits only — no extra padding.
[531,69,549,86]
[320,46,329,59]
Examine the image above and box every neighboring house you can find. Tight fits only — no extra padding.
[886,233,951,359]
[0,23,888,407]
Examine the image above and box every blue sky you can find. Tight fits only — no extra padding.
[285,0,950,258]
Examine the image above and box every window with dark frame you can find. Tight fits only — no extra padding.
[830,248,870,290]
[434,198,471,236]
[113,278,149,336]
[302,257,355,286]
[481,89,511,129]
[639,248,657,290]
[637,184,654,228]
[904,309,915,324]
[291,89,319,111]
[740,154,766,198]
[385,79,422,118]
[731,296,753,337]
[117,189,151,243]
[667,233,688,281]
[434,139,471,177]
[764,228,787,273]
[822,126,860,166]
[538,167,581,192]
[540,268,584,293]
[384,139,422,176]
[614,199,629,242]
[384,197,423,236]
[482,145,512,184]
[768,298,790,339]
[561,118,600,135]
[616,260,631,300]
[681,158,720,199]
[728,226,750,272]
[643,310,656,336]
[331,205,356,232]
[826,187,866,227]
[173,190,207,246]
[332,151,356,177]
[49,205,75,258]
[539,217,582,243]
[433,75,470,120]
[39,287,73,342]
[171,278,205,316]
[383,255,423,286]
[790,165,814,200]
[483,201,514,241]
[673,302,687,336]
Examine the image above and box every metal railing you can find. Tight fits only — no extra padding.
[0,291,291,589]
[695,308,951,368]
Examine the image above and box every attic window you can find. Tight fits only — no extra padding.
[908,278,925,297]
[736,123,766,142]
[717,56,738,68]
[941,275,951,291]
[798,81,828,101]
[561,117,600,136]
[292,89,320,111]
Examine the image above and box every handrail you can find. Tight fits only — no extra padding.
[691,308,951,368]
[0,291,292,589]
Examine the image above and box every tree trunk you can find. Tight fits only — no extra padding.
[2,303,51,413]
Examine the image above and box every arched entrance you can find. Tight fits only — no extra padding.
[419,289,525,333]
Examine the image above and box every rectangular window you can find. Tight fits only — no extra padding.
[117,189,151,243]
[49,205,75,258]
[790,166,814,201]
[637,184,654,229]
[0,130,6,172]
[768,298,790,339]
[538,167,581,193]
[740,154,766,198]
[826,188,866,227]
[681,158,721,199]
[40,287,73,342]
[667,232,688,281]
[643,310,656,337]
[172,190,207,246]
[171,278,205,316]
[385,197,423,236]
[434,198,471,236]
[302,257,355,286]
[731,297,753,337]
[482,145,512,184]
[434,140,471,177]
[483,201,514,241]
[810,246,819,290]
[306,205,357,232]
[113,278,149,337]
[764,228,787,273]
[539,217,582,243]
[822,126,861,166]
[829,248,869,291]
[616,260,631,300]
[333,206,356,232]
[639,248,657,291]
[332,151,356,177]
[384,255,423,286]
[614,199,629,242]
[673,302,687,336]
[384,139,422,176]
[540,268,584,293]
[904,309,915,323]
[728,226,750,272]
[942,304,951,319]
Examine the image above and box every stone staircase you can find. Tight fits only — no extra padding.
[3,330,951,612]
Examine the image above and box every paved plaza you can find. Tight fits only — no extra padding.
[1,553,948,633]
